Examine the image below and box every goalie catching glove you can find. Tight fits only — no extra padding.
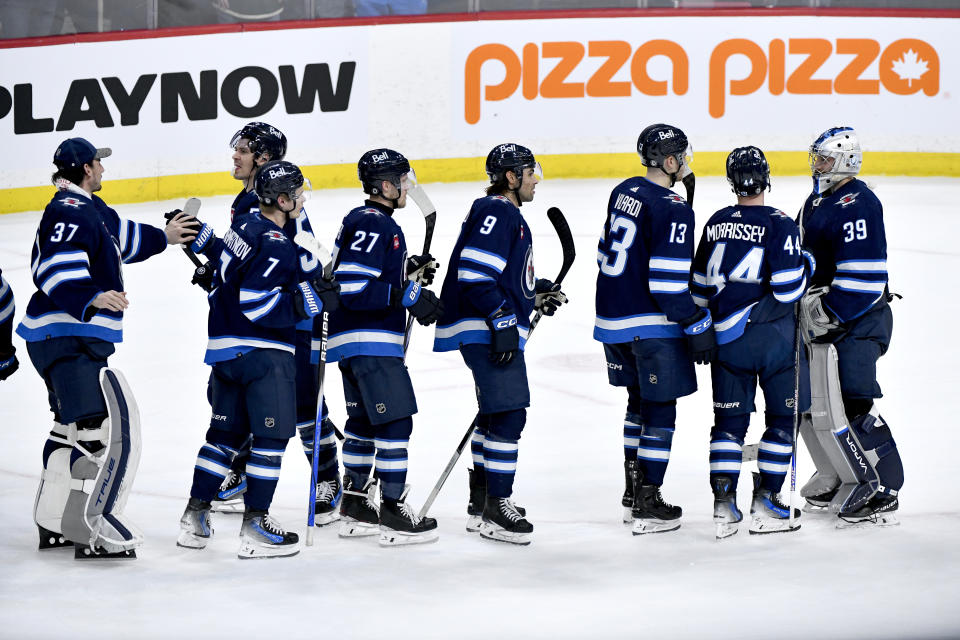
[534,278,568,316]
[406,254,438,286]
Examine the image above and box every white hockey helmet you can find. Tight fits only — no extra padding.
[809,126,862,195]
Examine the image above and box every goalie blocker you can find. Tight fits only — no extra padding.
[60,368,144,558]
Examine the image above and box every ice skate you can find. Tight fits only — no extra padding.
[37,525,71,551]
[210,470,246,513]
[801,472,840,512]
[711,476,742,540]
[466,468,485,533]
[749,485,801,535]
[74,545,137,560]
[480,496,533,545]
[313,474,342,527]
[379,486,439,546]
[338,477,380,538]
[177,497,213,549]
[238,510,300,559]
[838,493,899,529]
[631,484,682,535]
[622,459,638,524]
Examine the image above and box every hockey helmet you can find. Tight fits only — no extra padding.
[485,143,541,184]
[358,148,415,196]
[637,124,691,170]
[230,122,288,161]
[726,146,771,197]
[254,160,307,206]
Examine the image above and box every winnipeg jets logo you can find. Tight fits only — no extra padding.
[663,194,686,205]
[59,197,83,208]
[836,192,860,208]
[264,230,285,242]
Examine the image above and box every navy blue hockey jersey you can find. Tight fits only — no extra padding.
[691,205,807,345]
[594,177,699,344]
[0,269,15,352]
[433,195,535,352]
[799,179,888,323]
[17,185,167,343]
[204,215,305,364]
[326,201,408,362]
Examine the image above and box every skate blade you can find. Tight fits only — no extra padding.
[38,529,72,551]
[802,502,832,514]
[748,517,801,535]
[466,515,483,533]
[479,525,531,546]
[632,519,681,535]
[75,546,137,560]
[175,532,210,549]
[237,539,301,559]
[378,529,439,547]
[836,513,900,529]
[714,522,739,540]
[338,519,379,538]
[210,500,245,514]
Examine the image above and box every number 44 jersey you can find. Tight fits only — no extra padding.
[594,177,700,344]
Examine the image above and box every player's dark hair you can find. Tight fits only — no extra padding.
[51,166,87,187]
[485,174,512,197]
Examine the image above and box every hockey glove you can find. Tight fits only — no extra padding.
[189,222,215,254]
[191,261,216,293]
[799,286,842,344]
[487,308,520,366]
[296,278,341,319]
[391,281,444,326]
[681,309,716,365]
[406,254,439,286]
[0,352,19,381]
[309,277,341,314]
[534,278,568,316]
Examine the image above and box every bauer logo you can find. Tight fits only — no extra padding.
[0,62,356,135]
[462,36,940,123]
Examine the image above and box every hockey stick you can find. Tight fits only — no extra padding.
[294,231,336,545]
[788,212,807,530]
[402,185,438,354]
[164,197,206,269]
[417,206,576,519]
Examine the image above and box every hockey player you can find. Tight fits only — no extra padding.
[18,137,198,558]
[433,143,567,545]
[328,148,443,546]
[177,160,340,558]
[188,122,343,522]
[594,123,716,535]
[0,269,18,381]
[691,146,810,538]
[798,126,903,526]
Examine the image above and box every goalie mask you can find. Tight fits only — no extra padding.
[809,126,861,195]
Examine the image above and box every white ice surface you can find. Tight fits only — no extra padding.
[0,176,958,639]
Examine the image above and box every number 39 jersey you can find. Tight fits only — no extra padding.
[799,178,888,323]
[691,205,807,345]
[594,177,699,344]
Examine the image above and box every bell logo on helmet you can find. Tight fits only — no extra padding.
[658,130,676,140]
[372,151,389,163]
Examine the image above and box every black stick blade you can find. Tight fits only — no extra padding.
[547,207,576,284]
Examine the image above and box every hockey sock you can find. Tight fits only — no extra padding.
[191,431,243,501]
[636,401,676,486]
[342,417,375,488]
[709,423,746,490]
[483,433,519,498]
[624,412,643,465]
[471,420,488,475]
[375,417,413,501]
[298,419,339,481]
[757,421,793,493]
[228,435,253,474]
[244,437,288,511]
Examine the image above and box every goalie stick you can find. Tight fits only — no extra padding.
[402,185,438,354]
[417,206,576,519]
[293,231,339,545]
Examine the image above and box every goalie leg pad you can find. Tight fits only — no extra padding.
[61,368,144,554]
[34,422,78,549]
